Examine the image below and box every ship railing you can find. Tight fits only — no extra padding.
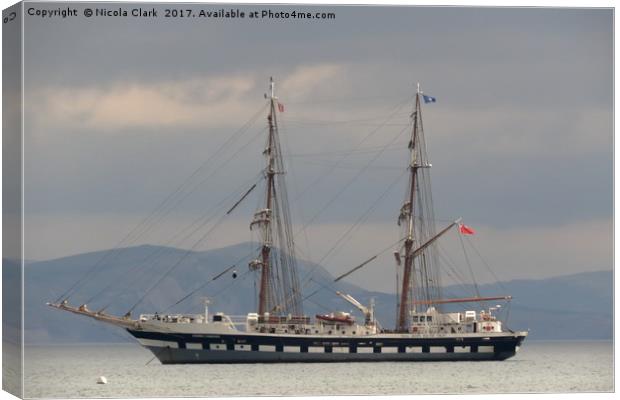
[227,315,249,325]
[139,313,205,323]
[139,313,252,325]
[257,315,311,325]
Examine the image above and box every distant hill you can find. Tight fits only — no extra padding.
[15,242,612,343]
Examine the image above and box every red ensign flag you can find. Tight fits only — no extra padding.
[278,102,284,112]
[459,224,475,235]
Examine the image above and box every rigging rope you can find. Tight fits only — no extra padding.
[161,263,243,313]
[170,95,414,311]
[125,211,230,315]
[184,267,254,311]
[87,172,264,308]
[158,243,262,312]
[299,167,408,286]
[56,103,269,303]
[299,237,406,304]
[290,97,412,205]
[124,172,264,315]
[288,142,408,158]
[436,240,474,294]
[464,235,508,293]
[458,231,481,299]
[278,116,320,298]
[281,93,413,106]
[79,126,266,305]
[295,160,404,171]
[263,103,413,311]
[267,155,409,312]
[293,124,411,242]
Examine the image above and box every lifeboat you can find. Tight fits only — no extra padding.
[315,311,354,325]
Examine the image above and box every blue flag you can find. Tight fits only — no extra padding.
[422,94,437,104]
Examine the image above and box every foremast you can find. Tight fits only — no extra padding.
[250,78,303,318]
[396,83,442,332]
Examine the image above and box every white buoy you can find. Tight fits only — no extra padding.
[96,376,107,385]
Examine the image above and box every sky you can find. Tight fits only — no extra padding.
[19,4,612,292]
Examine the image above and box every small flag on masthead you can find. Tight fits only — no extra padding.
[422,94,437,104]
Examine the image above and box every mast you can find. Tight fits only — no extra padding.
[250,77,303,317]
[397,85,420,332]
[258,78,277,316]
[396,82,440,332]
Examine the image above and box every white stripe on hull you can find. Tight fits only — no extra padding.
[332,347,349,353]
[308,346,324,353]
[137,338,179,348]
[405,346,422,353]
[382,347,398,353]
[429,346,446,353]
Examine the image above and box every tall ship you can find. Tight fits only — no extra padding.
[49,78,527,363]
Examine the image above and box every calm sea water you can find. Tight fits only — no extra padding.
[23,341,613,398]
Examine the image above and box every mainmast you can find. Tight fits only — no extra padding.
[397,85,420,332]
[396,83,440,332]
[258,78,277,315]
[249,78,303,317]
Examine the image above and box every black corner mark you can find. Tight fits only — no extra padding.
[3,11,16,24]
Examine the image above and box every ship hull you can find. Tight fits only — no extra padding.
[127,329,526,364]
